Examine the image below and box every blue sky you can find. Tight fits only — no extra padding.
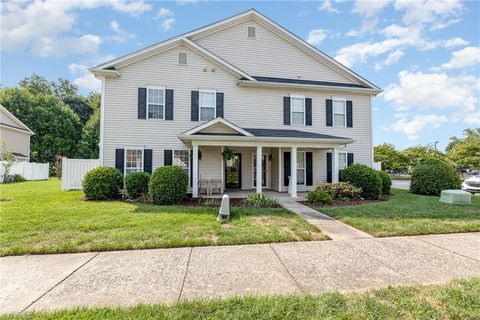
[1,0,479,150]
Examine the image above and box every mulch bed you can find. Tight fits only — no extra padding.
[179,197,247,207]
[301,195,390,209]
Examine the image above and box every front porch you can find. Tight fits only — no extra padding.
[203,189,309,201]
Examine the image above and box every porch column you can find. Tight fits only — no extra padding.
[290,146,297,197]
[192,144,199,198]
[256,145,263,194]
[332,147,339,183]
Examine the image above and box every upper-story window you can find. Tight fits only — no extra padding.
[200,90,216,121]
[178,52,188,65]
[125,148,143,175]
[147,87,165,119]
[333,98,346,127]
[247,26,256,39]
[291,96,305,125]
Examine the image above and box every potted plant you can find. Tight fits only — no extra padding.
[222,147,234,160]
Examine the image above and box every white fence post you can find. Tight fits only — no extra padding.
[62,159,100,190]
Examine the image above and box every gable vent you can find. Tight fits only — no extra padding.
[178,52,188,65]
[247,26,256,39]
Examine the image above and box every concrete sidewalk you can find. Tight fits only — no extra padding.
[1,232,479,314]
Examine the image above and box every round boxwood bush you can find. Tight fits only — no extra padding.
[410,158,461,196]
[82,166,123,200]
[149,166,188,205]
[125,171,150,200]
[339,164,382,200]
[377,171,392,195]
[307,188,333,206]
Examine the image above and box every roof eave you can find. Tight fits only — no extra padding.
[89,68,121,78]
[178,134,355,144]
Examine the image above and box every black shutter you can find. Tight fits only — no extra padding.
[326,99,333,127]
[164,150,173,166]
[165,89,174,120]
[346,100,353,127]
[216,92,224,118]
[115,149,125,175]
[283,97,291,125]
[191,91,199,121]
[347,153,354,167]
[306,152,313,186]
[284,151,291,186]
[138,88,147,119]
[326,152,332,183]
[306,98,312,126]
[144,149,152,173]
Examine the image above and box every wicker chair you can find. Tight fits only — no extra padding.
[210,179,223,195]
[198,179,210,195]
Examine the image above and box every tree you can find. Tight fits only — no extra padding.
[0,87,83,171]
[0,140,16,182]
[446,128,480,168]
[374,143,407,171]
[400,145,449,169]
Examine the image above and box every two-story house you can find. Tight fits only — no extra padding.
[90,9,382,198]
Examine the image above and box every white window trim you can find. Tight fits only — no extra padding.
[247,26,256,39]
[332,96,346,127]
[124,147,144,176]
[147,86,166,120]
[178,52,188,65]
[173,149,191,182]
[296,151,306,186]
[290,94,306,126]
[338,152,347,170]
[199,89,217,122]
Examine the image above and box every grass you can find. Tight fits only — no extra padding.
[320,188,480,237]
[0,180,326,256]
[2,277,479,319]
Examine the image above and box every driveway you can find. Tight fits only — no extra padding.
[1,232,479,314]
[392,179,410,190]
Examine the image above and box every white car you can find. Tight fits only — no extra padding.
[462,176,480,194]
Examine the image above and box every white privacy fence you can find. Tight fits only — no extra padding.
[373,161,382,171]
[0,162,49,182]
[62,159,100,190]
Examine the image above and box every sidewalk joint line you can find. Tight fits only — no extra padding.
[268,244,305,293]
[416,237,480,263]
[178,247,193,302]
[21,252,101,313]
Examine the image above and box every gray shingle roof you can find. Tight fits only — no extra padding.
[243,128,349,140]
[249,76,369,89]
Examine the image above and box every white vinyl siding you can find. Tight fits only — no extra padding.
[174,149,190,180]
[333,99,346,127]
[291,96,305,125]
[199,90,216,121]
[147,87,165,119]
[297,151,305,185]
[338,152,347,170]
[125,149,143,175]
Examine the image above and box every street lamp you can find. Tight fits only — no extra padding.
[434,141,439,150]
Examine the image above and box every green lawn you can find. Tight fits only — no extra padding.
[320,189,480,237]
[2,278,479,320]
[0,180,325,256]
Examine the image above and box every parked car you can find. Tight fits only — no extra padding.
[462,175,480,194]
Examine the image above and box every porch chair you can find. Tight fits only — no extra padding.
[210,179,223,195]
[198,179,210,196]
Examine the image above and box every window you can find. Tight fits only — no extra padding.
[297,151,305,185]
[247,26,256,38]
[199,90,216,121]
[125,149,143,175]
[338,153,347,170]
[178,52,188,65]
[174,150,190,180]
[291,96,305,125]
[333,99,346,127]
[147,87,165,119]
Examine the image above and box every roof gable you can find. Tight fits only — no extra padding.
[0,105,34,134]
[181,118,254,137]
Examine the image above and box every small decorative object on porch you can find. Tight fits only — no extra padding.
[439,190,471,204]
[218,194,230,222]
[222,147,234,160]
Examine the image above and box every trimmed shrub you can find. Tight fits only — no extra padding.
[243,193,279,207]
[340,164,382,200]
[82,166,123,200]
[3,174,27,183]
[149,166,188,205]
[410,158,461,196]
[315,182,362,200]
[125,172,150,200]
[377,171,392,195]
[307,189,333,206]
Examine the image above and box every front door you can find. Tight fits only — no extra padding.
[253,155,267,187]
[225,153,242,189]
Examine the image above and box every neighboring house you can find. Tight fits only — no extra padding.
[0,105,34,162]
[90,9,382,198]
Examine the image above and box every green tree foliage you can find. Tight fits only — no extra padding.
[0,87,82,169]
[400,145,449,169]
[374,143,407,171]
[446,129,480,168]
[77,93,101,159]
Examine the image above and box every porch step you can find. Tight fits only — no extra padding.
[278,200,373,240]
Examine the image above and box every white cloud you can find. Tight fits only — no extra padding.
[394,0,463,26]
[318,0,340,14]
[68,63,101,92]
[175,0,197,5]
[32,34,102,57]
[155,7,175,31]
[374,50,404,71]
[108,0,151,16]
[109,20,135,43]
[385,114,448,141]
[306,29,328,46]
[442,46,480,69]
[444,37,469,48]
[353,0,390,17]
[157,7,174,19]
[430,18,460,31]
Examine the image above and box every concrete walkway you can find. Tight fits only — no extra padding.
[1,232,480,314]
[278,199,373,240]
